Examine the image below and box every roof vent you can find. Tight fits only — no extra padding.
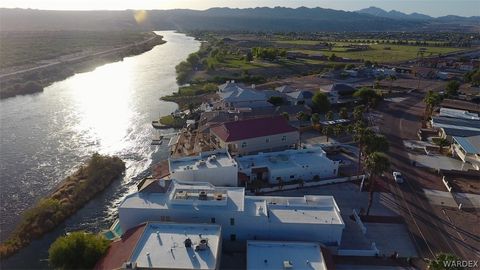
[283,260,293,269]
[198,160,206,166]
[122,262,137,269]
[199,191,208,200]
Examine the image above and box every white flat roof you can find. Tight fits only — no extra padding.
[237,148,335,172]
[130,223,221,270]
[169,149,237,172]
[247,241,327,270]
[120,180,245,211]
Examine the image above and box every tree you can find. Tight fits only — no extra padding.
[364,152,391,216]
[436,138,450,153]
[339,107,349,119]
[365,134,390,154]
[245,51,253,62]
[364,60,373,67]
[354,87,381,108]
[329,53,337,61]
[312,92,330,113]
[333,124,344,137]
[423,91,443,121]
[311,113,320,127]
[322,125,334,142]
[428,253,463,270]
[387,75,397,93]
[353,105,365,121]
[281,112,290,121]
[49,232,110,270]
[445,80,460,97]
[326,110,334,121]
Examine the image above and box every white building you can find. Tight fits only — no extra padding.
[236,148,339,184]
[247,241,327,270]
[169,149,239,186]
[119,180,345,247]
[320,83,357,104]
[217,81,271,109]
[439,108,480,120]
[96,222,222,270]
[452,135,480,170]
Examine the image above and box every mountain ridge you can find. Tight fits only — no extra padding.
[0,7,477,32]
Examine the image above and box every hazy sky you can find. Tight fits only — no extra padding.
[1,0,479,17]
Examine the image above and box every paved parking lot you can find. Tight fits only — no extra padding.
[269,183,417,257]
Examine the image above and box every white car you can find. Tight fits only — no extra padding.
[393,171,404,184]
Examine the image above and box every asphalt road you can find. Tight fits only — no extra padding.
[372,85,480,264]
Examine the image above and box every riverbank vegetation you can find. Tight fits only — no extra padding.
[0,31,165,99]
[0,153,125,259]
[49,231,109,269]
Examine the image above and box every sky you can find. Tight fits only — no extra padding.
[1,0,479,17]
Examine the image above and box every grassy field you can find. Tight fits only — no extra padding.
[0,31,156,69]
[276,40,463,63]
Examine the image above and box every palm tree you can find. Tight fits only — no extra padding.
[281,112,290,121]
[322,125,334,142]
[364,152,391,216]
[339,107,349,119]
[388,75,397,94]
[353,123,374,180]
[333,124,344,137]
[353,105,365,121]
[423,91,442,125]
[326,110,334,121]
[311,113,320,127]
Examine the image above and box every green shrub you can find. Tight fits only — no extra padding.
[49,232,110,270]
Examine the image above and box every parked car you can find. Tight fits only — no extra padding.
[393,171,404,184]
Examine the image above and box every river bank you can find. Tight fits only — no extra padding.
[0,154,125,260]
[0,34,166,99]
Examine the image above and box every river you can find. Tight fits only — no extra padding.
[0,31,200,268]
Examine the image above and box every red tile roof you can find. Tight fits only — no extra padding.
[94,223,147,270]
[210,116,297,142]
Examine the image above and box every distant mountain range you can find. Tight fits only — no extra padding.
[356,6,480,23]
[0,7,478,32]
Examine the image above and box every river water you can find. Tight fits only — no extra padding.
[0,31,200,268]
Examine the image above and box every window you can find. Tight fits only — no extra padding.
[230,234,236,241]
[290,175,295,179]
[160,216,171,221]
[282,136,287,142]
[230,218,235,226]
[211,217,216,223]
[265,138,270,143]
[241,142,247,148]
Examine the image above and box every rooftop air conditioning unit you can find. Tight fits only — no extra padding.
[184,238,192,248]
[208,155,217,162]
[195,239,208,251]
[198,160,206,166]
[214,193,223,201]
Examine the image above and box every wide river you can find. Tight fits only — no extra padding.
[0,31,200,268]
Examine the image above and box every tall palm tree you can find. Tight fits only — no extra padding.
[322,125,334,142]
[423,91,442,125]
[364,152,391,216]
[353,123,374,180]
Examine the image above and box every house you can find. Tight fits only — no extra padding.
[431,116,480,141]
[451,135,480,170]
[95,222,222,270]
[275,85,296,93]
[247,241,328,270]
[118,180,345,246]
[286,90,314,106]
[169,149,239,187]
[344,69,358,77]
[216,81,271,109]
[320,83,357,104]
[197,105,311,134]
[236,148,339,184]
[440,99,480,114]
[210,116,299,155]
[439,108,480,120]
